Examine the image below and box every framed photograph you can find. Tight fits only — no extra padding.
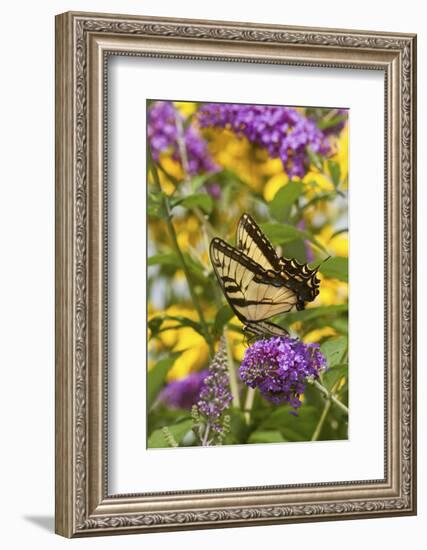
[55,11,417,537]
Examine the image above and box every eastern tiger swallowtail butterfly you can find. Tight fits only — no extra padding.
[210,213,321,339]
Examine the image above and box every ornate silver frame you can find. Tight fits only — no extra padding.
[55,11,417,537]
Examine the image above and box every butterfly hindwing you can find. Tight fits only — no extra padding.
[237,213,320,306]
[243,320,290,343]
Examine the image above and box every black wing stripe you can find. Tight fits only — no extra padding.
[210,214,321,324]
[210,238,269,275]
[236,213,281,271]
[210,237,298,323]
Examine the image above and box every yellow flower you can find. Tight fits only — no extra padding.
[174,101,198,117]
[329,125,349,184]
[149,213,203,254]
[169,341,209,380]
[148,154,182,196]
[316,226,348,258]
[173,214,203,252]
[203,128,267,191]
[148,305,210,381]
[302,170,334,193]
[258,158,284,177]
[226,320,246,362]
[263,172,289,202]
[310,273,348,307]
[303,326,336,344]
[302,125,348,196]
[159,154,184,180]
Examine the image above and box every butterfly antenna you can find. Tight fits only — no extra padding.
[314,255,332,271]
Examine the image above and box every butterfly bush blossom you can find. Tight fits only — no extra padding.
[198,103,330,178]
[197,338,232,434]
[148,101,219,177]
[240,337,327,412]
[158,370,208,410]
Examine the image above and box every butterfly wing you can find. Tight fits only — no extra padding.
[236,213,281,271]
[210,237,298,323]
[236,213,320,308]
[278,257,321,306]
[243,320,290,343]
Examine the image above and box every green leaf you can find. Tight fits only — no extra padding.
[148,191,166,219]
[269,181,304,222]
[224,408,249,445]
[319,256,348,282]
[279,304,348,325]
[183,254,207,280]
[317,114,347,131]
[147,419,193,448]
[148,252,206,281]
[260,222,328,254]
[172,193,213,214]
[261,222,327,253]
[327,160,341,187]
[148,253,180,268]
[322,363,348,391]
[329,317,349,334]
[280,239,307,263]
[300,191,337,212]
[148,316,164,338]
[190,174,211,191]
[214,305,233,331]
[307,147,324,171]
[279,427,308,442]
[330,227,348,240]
[213,304,234,336]
[248,430,286,444]
[149,314,204,337]
[147,405,192,437]
[260,222,303,244]
[320,336,347,368]
[147,354,180,409]
[258,405,318,441]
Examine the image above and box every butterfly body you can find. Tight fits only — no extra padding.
[210,213,321,339]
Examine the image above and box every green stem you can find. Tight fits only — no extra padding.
[201,422,211,446]
[156,159,217,239]
[243,387,255,424]
[311,399,331,441]
[175,115,191,184]
[175,117,218,239]
[225,329,241,408]
[152,122,240,406]
[310,379,349,415]
[149,157,214,356]
[166,212,213,353]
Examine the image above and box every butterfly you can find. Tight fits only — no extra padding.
[210,213,322,340]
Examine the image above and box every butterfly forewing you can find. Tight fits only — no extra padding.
[210,213,322,335]
[210,238,298,323]
[236,213,281,271]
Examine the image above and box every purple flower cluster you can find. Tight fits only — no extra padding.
[239,337,327,412]
[197,339,233,432]
[198,103,330,178]
[158,370,208,410]
[148,101,219,176]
